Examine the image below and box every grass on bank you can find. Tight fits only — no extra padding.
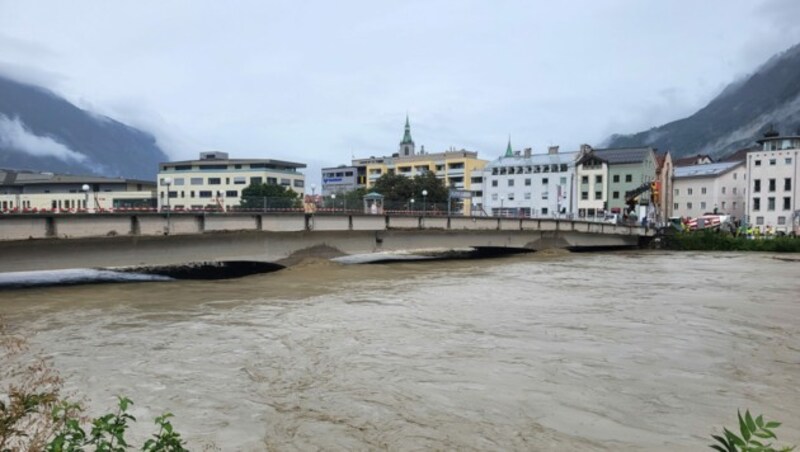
[665,230,800,252]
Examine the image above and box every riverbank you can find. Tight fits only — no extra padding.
[664,230,800,252]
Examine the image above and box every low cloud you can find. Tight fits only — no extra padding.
[0,114,88,162]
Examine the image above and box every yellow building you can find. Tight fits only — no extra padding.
[351,117,487,213]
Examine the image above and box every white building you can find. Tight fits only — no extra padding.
[157,152,306,211]
[0,169,155,212]
[482,144,577,217]
[746,130,800,232]
[672,161,747,220]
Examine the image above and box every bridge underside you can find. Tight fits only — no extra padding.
[0,228,642,273]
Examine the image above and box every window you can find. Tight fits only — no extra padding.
[721,201,726,209]
[199,191,213,198]
[280,179,291,186]
[594,190,602,200]
[687,202,693,210]
[508,179,515,187]
[541,207,548,215]
[208,178,221,185]
[733,202,737,210]
[250,177,263,185]
[674,188,679,196]
[733,173,738,180]
[768,179,776,192]
[721,186,726,194]
[784,197,791,210]
[673,203,679,210]
[753,198,761,211]
[524,192,531,200]
[168,191,178,198]
[581,176,589,184]
[769,159,776,166]
[778,216,786,225]
[687,188,693,195]
[786,158,792,164]
[612,191,619,199]
[234,164,242,169]
[756,216,764,225]
[173,178,185,186]
[542,178,549,184]
[233,177,246,185]
[755,160,761,166]
[190,191,195,198]
[613,175,620,183]
[542,192,549,199]
[294,179,304,188]
[754,179,761,193]
[525,178,531,186]
[267,177,278,185]
[491,194,498,201]
[492,180,498,187]
[595,175,602,184]
[190,177,203,185]
[508,193,515,201]
[581,191,588,200]
[225,190,238,197]
[701,187,707,195]
[174,165,192,171]
[733,187,738,195]
[700,201,706,210]
[785,178,792,191]
[625,174,632,182]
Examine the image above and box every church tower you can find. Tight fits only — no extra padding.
[399,115,415,156]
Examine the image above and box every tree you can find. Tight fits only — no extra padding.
[411,171,448,203]
[239,183,300,209]
[371,173,415,201]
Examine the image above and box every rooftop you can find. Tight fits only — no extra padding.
[0,169,155,186]
[160,158,306,169]
[592,147,655,164]
[674,161,743,179]
[485,151,578,169]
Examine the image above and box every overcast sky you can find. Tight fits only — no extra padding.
[2,0,800,183]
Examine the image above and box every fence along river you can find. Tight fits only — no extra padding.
[1,251,799,450]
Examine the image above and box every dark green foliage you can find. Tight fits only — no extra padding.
[239,183,300,209]
[710,410,795,452]
[666,230,800,252]
[371,171,448,202]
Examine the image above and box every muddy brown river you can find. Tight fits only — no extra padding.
[2,251,799,450]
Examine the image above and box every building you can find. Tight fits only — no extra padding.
[672,161,747,220]
[745,129,800,232]
[157,151,306,211]
[0,169,155,212]
[575,145,608,218]
[325,116,488,214]
[320,165,364,196]
[482,142,577,217]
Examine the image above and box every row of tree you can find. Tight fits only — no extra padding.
[236,171,450,208]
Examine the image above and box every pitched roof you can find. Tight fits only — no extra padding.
[719,147,753,162]
[673,154,713,167]
[674,161,743,179]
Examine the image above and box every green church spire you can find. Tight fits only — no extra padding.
[401,114,414,145]
[504,137,513,157]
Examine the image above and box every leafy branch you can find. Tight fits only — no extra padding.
[711,410,796,452]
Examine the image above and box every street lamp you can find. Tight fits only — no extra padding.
[500,195,505,217]
[311,183,317,196]
[81,184,90,213]
[422,189,428,216]
[410,198,415,212]
[331,193,336,213]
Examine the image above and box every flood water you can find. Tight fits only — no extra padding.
[2,251,799,450]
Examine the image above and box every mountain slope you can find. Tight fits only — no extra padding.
[605,42,800,158]
[0,75,167,180]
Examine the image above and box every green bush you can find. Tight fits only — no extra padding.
[710,410,795,452]
[666,230,800,252]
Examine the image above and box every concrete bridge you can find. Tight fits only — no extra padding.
[0,212,653,272]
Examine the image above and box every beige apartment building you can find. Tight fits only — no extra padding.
[672,161,747,220]
[157,152,306,210]
[0,169,155,212]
